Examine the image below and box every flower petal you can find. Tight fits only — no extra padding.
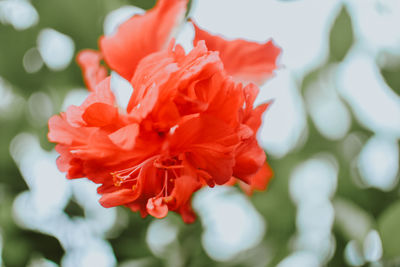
[178,203,196,223]
[169,115,239,185]
[100,188,139,208]
[192,22,281,85]
[242,83,272,132]
[82,77,115,107]
[239,161,274,195]
[146,197,169,218]
[48,114,94,145]
[82,102,118,127]
[127,49,178,116]
[108,123,140,150]
[233,138,266,183]
[65,105,86,127]
[99,0,188,80]
[170,175,202,208]
[76,49,108,91]
[55,145,85,178]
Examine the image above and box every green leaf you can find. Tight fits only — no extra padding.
[378,200,400,259]
[329,6,354,62]
[381,67,400,96]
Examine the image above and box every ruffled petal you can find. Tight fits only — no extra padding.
[202,72,244,126]
[82,77,115,107]
[192,22,281,85]
[99,0,188,80]
[54,145,85,179]
[242,83,272,132]
[127,49,178,115]
[65,105,86,127]
[48,114,94,145]
[233,138,266,183]
[168,115,240,185]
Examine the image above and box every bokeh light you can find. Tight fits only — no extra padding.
[37,29,75,71]
[194,187,266,262]
[0,0,38,30]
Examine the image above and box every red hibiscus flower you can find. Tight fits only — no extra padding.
[48,0,280,222]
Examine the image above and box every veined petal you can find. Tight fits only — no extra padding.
[192,22,281,85]
[99,0,188,80]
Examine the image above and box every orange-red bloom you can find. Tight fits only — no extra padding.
[192,22,281,86]
[48,0,280,222]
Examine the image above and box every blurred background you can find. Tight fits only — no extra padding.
[1,0,400,266]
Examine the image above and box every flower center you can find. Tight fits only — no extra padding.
[153,156,184,198]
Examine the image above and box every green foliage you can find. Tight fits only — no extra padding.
[63,198,86,218]
[381,65,400,96]
[378,201,400,260]
[329,7,354,62]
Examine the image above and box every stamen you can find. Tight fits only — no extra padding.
[155,167,180,200]
[111,155,158,186]
[156,170,169,198]
[111,165,141,186]
[164,170,168,197]
[171,168,179,180]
